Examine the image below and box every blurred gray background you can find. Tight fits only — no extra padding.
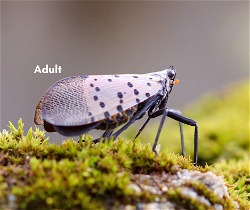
[1,1,249,142]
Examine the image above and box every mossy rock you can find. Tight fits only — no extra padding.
[0,119,249,209]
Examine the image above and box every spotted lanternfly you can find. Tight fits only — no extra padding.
[34,66,198,165]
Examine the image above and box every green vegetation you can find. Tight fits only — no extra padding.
[0,118,249,209]
[0,81,249,209]
[214,155,250,208]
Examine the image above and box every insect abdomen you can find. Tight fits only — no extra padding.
[96,106,138,130]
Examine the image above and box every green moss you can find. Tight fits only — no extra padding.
[183,181,235,208]
[214,155,250,208]
[0,118,249,209]
[167,187,211,210]
[0,119,189,209]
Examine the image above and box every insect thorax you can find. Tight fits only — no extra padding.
[96,105,138,130]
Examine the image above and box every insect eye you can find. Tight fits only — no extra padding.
[167,68,176,79]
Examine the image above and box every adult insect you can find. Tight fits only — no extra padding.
[34,66,198,165]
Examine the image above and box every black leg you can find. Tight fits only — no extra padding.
[134,109,185,157]
[93,129,114,144]
[152,108,168,154]
[111,94,162,140]
[167,109,185,156]
[179,122,185,156]
[149,108,198,165]
[102,129,114,138]
[134,117,151,140]
[167,110,198,165]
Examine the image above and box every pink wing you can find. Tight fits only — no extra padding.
[41,73,164,126]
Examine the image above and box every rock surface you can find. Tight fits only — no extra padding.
[123,169,237,210]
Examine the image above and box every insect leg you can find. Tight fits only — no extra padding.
[112,94,162,140]
[102,129,114,138]
[134,101,161,140]
[93,129,114,144]
[152,109,168,155]
[167,110,198,165]
[134,117,151,140]
[134,109,185,156]
[167,109,185,156]
[179,122,185,156]
[149,109,198,165]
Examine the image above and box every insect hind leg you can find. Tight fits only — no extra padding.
[168,109,185,157]
[149,108,198,166]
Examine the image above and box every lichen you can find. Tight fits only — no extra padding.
[0,118,249,209]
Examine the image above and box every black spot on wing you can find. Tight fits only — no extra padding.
[117,105,123,112]
[95,87,100,91]
[104,111,110,118]
[127,82,133,88]
[134,89,139,95]
[117,92,123,98]
[100,102,105,108]
[93,96,98,101]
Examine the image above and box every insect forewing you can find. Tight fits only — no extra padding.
[41,71,167,126]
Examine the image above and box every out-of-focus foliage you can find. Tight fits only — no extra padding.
[214,154,250,207]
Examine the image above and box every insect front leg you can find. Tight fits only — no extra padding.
[134,98,163,140]
[134,117,151,140]
[134,109,185,157]
[149,108,198,166]
[111,94,162,140]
